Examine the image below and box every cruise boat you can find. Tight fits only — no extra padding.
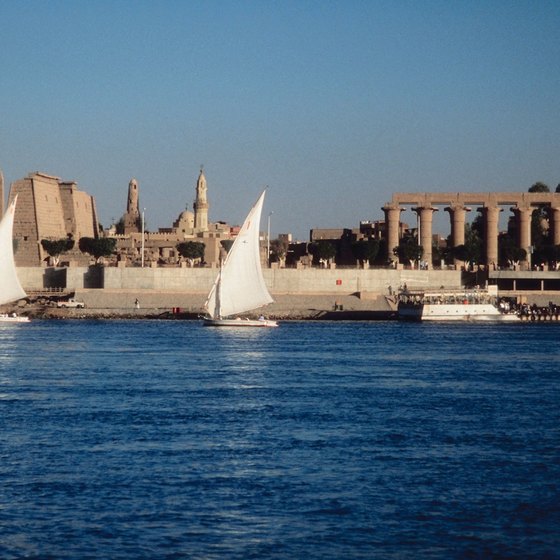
[397,286,520,322]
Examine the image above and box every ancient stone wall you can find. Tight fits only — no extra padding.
[10,173,99,266]
[11,174,64,266]
[59,184,98,239]
[16,266,463,294]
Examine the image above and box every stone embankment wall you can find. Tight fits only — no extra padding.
[17,266,463,295]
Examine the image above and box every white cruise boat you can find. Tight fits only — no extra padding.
[397,286,520,322]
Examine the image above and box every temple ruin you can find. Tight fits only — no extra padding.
[384,192,560,267]
[9,172,99,266]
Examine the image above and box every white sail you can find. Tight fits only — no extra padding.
[0,196,27,306]
[204,190,273,319]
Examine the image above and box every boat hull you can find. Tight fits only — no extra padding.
[0,314,30,323]
[398,303,520,322]
[203,318,278,328]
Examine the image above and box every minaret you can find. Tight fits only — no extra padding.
[193,167,209,230]
[127,178,140,216]
[124,178,141,233]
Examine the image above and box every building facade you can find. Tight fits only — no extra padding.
[112,168,237,267]
[9,172,99,266]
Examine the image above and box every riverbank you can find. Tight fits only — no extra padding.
[8,289,560,321]
[13,291,399,321]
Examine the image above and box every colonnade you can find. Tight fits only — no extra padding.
[383,192,560,267]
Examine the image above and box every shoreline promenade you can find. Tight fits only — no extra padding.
[19,290,398,321]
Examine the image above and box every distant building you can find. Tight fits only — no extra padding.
[360,219,410,240]
[5,166,276,269]
[193,167,209,230]
[9,172,99,266]
[122,178,141,234]
[278,233,292,244]
[309,228,343,242]
[110,168,241,267]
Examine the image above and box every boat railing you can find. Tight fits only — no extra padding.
[397,288,498,306]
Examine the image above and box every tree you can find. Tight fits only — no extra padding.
[115,217,125,235]
[527,183,550,265]
[531,212,549,266]
[41,236,75,266]
[270,238,289,266]
[394,235,423,266]
[176,241,205,266]
[528,182,550,193]
[78,237,117,263]
[544,244,560,269]
[451,223,482,269]
[431,241,448,267]
[451,244,469,263]
[351,238,379,267]
[308,240,336,267]
[220,239,234,253]
[471,214,485,239]
[498,234,526,268]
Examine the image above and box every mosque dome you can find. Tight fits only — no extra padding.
[173,208,195,229]
[179,209,194,220]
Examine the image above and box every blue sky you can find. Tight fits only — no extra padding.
[1,0,559,240]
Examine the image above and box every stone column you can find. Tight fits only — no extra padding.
[480,205,501,267]
[513,205,532,267]
[550,205,560,246]
[445,205,469,247]
[412,206,437,268]
[382,204,403,263]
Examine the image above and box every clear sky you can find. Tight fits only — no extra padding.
[1,0,559,240]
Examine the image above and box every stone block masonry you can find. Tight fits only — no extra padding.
[10,172,98,266]
[17,266,463,294]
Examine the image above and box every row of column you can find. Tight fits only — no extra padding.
[383,203,560,267]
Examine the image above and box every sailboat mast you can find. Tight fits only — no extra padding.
[214,259,222,320]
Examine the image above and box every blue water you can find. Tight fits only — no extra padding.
[1,320,559,559]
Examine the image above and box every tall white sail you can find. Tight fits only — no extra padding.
[0,196,27,306]
[205,190,273,319]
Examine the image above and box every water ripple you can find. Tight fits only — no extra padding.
[0,320,558,559]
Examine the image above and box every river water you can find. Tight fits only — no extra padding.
[1,320,558,559]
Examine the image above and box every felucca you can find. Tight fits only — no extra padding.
[0,196,30,322]
[203,190,277,327]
